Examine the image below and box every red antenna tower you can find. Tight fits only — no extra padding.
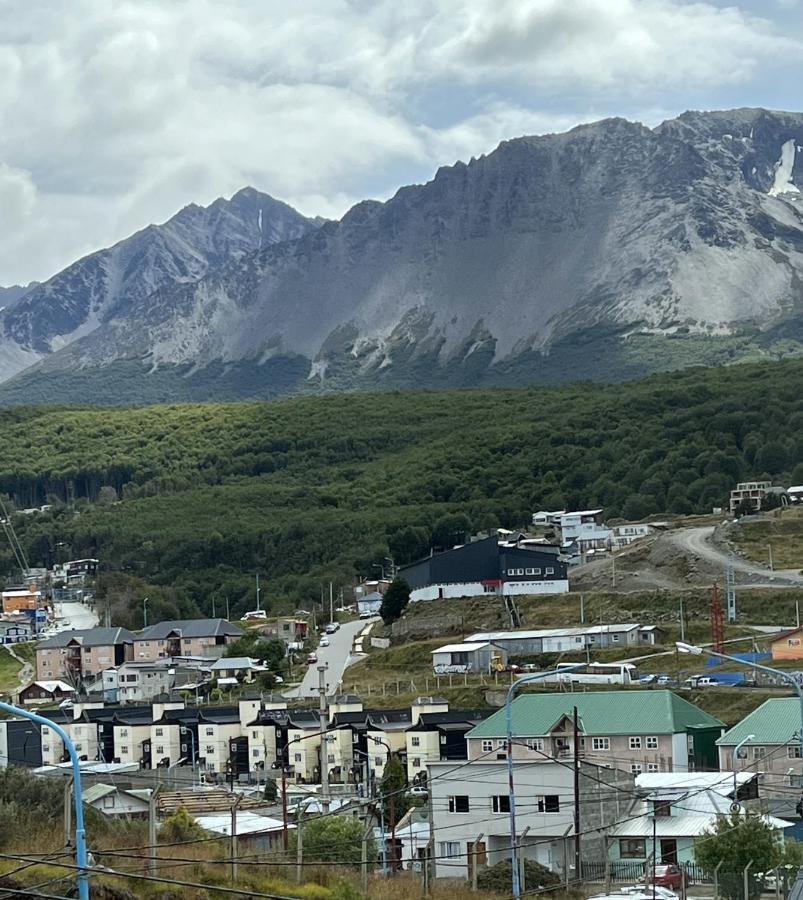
[710,582,724,654]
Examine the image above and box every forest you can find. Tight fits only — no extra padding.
[1,358,802,622]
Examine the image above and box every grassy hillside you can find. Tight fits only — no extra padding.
[1,358,802,621]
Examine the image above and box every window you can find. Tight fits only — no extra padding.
[327,753,335,764]
[619,839,646,859]
[413,758,421,768]
[537,795,560,813]
[448,795,470,813]
[439,842,461,858]
[496,739,507,750]
[653,801,671,817]
[545,567,554,575]
[205,728,214,736]
[156,745,164,755]
[629,737,642,750]
[411,737,420,748]
[753,747,766,760]
[206,745,215,754]
[525,568,534,575]
[294,753,302,763]
[789,746,802,758]
[75,743,83,752]
[155,728,163,737]
[492,795,511,813]
[119,729,128,737]
[103,796,115,809]
[252,731,259,739]
[646,736,658,750]
[592,737,610,751]
[375,756,382,766]
[252,749,260,757]
[647,763,660,772]
[481,740,493,753]
[121,746,129,754]
[630,763,643,774]
[526,738,544,752]
[612,635,620,642]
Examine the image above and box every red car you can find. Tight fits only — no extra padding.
[641,865,687,889]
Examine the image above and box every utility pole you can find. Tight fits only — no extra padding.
[329,582,334,624]
[611,554,616,590]
[226,595,230,620]
[212,596,216,617]
[471,832,484,891]
[143,596,149,628]
[64,778,73,849]
[679,597,685,642]
[317,665,330,813]
[148,785,162,876]
[579,595,584,624]
[518,826,531,894]
[256,573,261,611]
[769,543,774,571]
[296,804,304,884]
[231,796,241,882]
[573,706,581,880]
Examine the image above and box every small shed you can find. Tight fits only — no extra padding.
[19,680,75,706]
[82,783,151,817]
[431,642,506,674]
[771,627,803,660]
[196,812,292,851]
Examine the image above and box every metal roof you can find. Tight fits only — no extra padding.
[432,642,491,654]
[612,811,791,839]
[636,772,755,792]
[466,625,641,642]
[467,691,724,739]
[38,626,136,648]
[196,812,290,836]
[209,657,264,670]
[717,698,802,746]
[137,618,242,640]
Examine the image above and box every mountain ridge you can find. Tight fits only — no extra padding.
[2,107,803,404]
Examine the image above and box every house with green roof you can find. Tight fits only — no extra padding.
[717,698,803,814]
[466,690,724,773]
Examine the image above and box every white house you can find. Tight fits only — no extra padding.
[430,642,507,674]
[82,783,151,817]
[610,524,653,549]
[559,510,612,551]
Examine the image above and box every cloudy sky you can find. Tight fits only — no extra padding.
[1,0,802,285]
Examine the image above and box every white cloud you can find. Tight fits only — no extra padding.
[0,0,800,284]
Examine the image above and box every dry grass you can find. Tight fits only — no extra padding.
[731,507,803,571]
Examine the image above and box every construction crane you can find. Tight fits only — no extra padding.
[0,494,30,579]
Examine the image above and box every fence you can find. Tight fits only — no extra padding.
[581,859,713,884]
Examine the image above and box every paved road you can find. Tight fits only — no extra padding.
[284,618,370,699]
[54,599,99,630]
[668,525,803,585]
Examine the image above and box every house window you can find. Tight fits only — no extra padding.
[492,795,511,813]
[631,763,643,774]
[788,746,802,758]
[413,758,421,768]
[155,728,163,737]
[612,635,620,642]
[537,795,560,813]
[327,754,335,764]
[646,736,658,750]
[496,739,507,750]
[205,728,214,737]
[653,801,671,817]
[753,747,766,760]
[294,753,302,763]
[252,731,259,740]
[156,745,164,755]
[545,567,554,575]
[592,737,610,751]
[253,749,260,757]
[75,743,83,752]
[103,796,115,809]
[119,729,128,737]
[375,757,382,767]
[448,796,470,813]
[525,568,534,575]
[121,746,129,754]
[411,737,420,748]
[439,842,461,858]
[619,839,646,859]
[481,740,493,753]
[206,745,215,755]
[629,737,642,750]
[647,763,660,772]
[526,738,544,752]
[184,639,192,645]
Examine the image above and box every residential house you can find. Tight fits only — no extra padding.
[366,710,412,780]
[531,511,565,527]
[95,660,209,704]
[0,619,33,643]
[83,783,151,817]
[466,691,724,774]
[729,481,778,514]
[18,680,74,706]
[1,587,42,613]
[610,524,653,549]
[258,617,308,647]
[431,641,506,674]
[285,710,326,782]
[398,535,568,602]
[559,510,612,552]
[717,697,803,817]
[428,756,633,879]
[405,708,490,783]
[133,619,243,662]
[52,559,99,583]
[195,812,290,851]
[209,657,266,682]
[770,627,803,660]
[609,772,787,868]
[356,592,383,617]
[395,805,433,871]
[36,627,136,681]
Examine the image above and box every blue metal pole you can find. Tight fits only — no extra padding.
[0,700,90,900]
[506,665,584,900]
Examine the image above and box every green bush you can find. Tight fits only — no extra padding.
[476,858,561,892]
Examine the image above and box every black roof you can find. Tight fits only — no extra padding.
[38,627,136,649]
[137,619,243,640]
[409,709,491,731]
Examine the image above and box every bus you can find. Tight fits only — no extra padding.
[521,662,639,685]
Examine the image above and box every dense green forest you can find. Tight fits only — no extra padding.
[2,359,802,622]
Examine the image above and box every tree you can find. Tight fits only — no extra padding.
[695,812,782,900]
[263,778,278,802]
[379,577,411,625]
[477,858,559,892]
[291,815,373,866]
[158,806,208,843]
[378,752,412,827]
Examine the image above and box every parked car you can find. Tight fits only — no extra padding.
[639,674,657,684]
[640,865,687,889]
[622,886,678,900]
[325,622,339,634]
[307,653,318,665]
[656,675,676,686]
[407,785,428,797]
[358,611,374,619]
[683,676,719,688]
[319,636,330,647]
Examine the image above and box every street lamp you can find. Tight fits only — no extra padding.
[142,596,149,628]
[505,665,585,900]
[732,733,756,798]
[354,745,389,874]
[0,701,89,900]
[677,641,803,760]
[368,736,393,872]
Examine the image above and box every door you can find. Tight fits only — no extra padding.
[660,839,678,864]
[467,841,487,868]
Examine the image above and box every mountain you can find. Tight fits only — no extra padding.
[0,188,319,383]
[0,284,36,311]
[1,108,803,404]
